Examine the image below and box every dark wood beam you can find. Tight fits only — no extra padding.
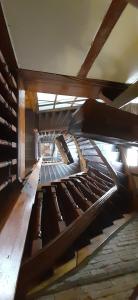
[69,101,138,144]
[77,0,127,78]
[112,81,138,108]
[19,69,128,100]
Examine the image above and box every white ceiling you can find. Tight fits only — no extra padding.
[1,0,111,75]
[88,4,138,83]
[2,1,138,83]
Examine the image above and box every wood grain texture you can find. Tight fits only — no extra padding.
[16,186,117,294]
[0,159,42,300]
[78,0,127,78]
[19,69,128,100]
[69,101,138,144]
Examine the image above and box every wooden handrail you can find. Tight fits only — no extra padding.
[0,158,42,300]
[17,185,117,296]
[90,140,117,184]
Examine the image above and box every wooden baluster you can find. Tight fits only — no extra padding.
[90,167,114,184]
[85,174,109,191]
[64,180,91,211]
[79,176,105,197]
[61,182,83,216]
[83,174,108,194]
[51,185,66,232]
[31,191,42,256]
[84,171,109,188]
[56,182,83,225]
[88,167,113,187]
[41,185,64,246]
[71,177,98,203]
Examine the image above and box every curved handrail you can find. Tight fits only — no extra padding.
[17,185,117,295]
[0,158,42,300]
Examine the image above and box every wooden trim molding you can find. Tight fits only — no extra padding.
[0,159,42,300]
[19,69,128,100]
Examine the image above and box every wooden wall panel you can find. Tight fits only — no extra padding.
[25,109,37,174]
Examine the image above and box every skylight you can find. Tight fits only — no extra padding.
[55,103,71,108]
[37,92,56,101]
[37,92,88,112]
[73,100,86,106]
[57,95,75,102]
[39,105,53,110]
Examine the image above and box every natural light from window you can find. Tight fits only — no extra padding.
[37,92,88,112]
[126,147,138,167]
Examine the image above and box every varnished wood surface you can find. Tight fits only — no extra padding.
[69,101,138,143]
[0,159,42,300]
[19,69,128,100]
[0,3,18,73]
[78,0,127,78]
[16,185,117,294]
[112,81,138,108]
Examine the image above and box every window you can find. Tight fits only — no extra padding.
[37,92,88,112]
[126,147,138,167]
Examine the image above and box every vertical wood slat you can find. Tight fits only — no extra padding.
[31,192,43,256]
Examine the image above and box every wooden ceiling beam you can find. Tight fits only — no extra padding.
[77,0,128,78]
[112,81,138,108]
[19,69,128,100]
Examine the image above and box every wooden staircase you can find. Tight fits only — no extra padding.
[39,160,81,184]
[15,162,132,299]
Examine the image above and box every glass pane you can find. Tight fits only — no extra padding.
[76,97,87,100]
[55,103,71,108]
[37,92,56,101]
[39,105,54,110]
[38,101,52,105]
[57,95,75,102]
[73,101,86,106]
[38,100,53,103]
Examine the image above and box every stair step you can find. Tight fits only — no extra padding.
[103,224,118,234]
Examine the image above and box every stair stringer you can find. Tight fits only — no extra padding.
[26,212,135,300]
